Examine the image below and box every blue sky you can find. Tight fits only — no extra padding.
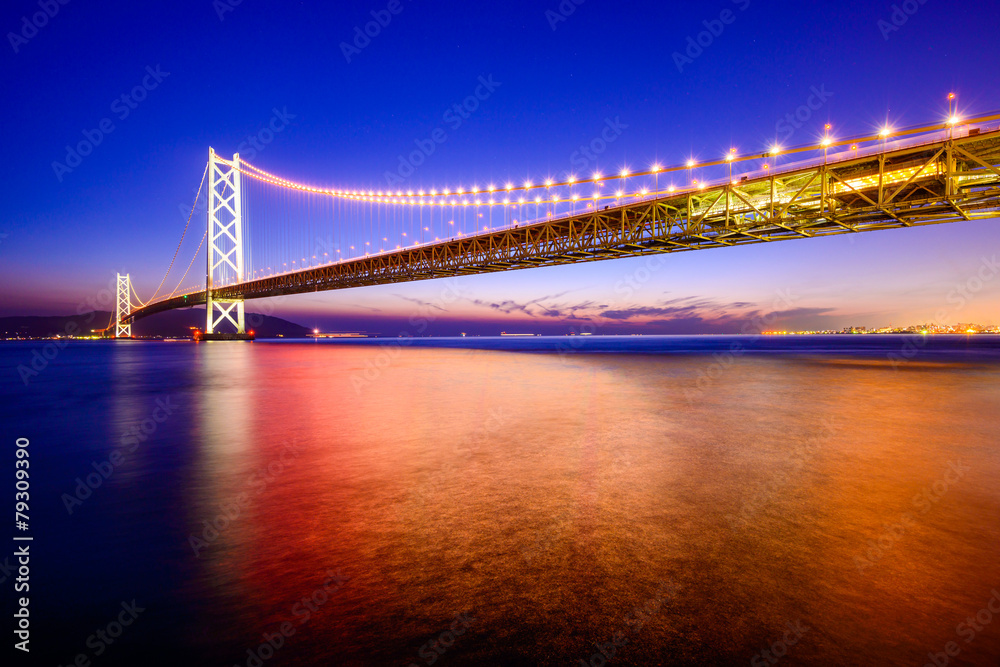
[2,0,999,333]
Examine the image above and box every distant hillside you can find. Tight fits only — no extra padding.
[0,308,311,339]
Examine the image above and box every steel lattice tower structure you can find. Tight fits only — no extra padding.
[115,273,131,338]
[205,147,246,334]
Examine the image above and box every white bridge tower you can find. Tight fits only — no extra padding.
[205,147,246,334]
[115,273,132,338]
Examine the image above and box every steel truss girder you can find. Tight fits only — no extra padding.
[127,129,1000,324]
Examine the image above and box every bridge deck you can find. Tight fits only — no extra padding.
[126,125,1000,324]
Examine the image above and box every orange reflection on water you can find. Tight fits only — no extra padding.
[184,344,1000,664]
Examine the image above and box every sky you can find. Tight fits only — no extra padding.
[2,0,1000,335]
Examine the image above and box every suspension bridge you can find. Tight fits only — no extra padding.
[111,110,1000,338]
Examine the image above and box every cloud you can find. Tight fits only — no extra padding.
[394,295,448,312]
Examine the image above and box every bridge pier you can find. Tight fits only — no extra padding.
[205,295,245,334]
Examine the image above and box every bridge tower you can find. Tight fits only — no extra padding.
[205,147,246,334]
[115,273,131,338]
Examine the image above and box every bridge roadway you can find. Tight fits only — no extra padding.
[125,120,1000,324]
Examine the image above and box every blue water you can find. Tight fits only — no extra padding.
[2,336,999,665]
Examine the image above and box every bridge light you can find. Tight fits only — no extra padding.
[592,171,601,180]
[545,178,553,187]
[615,190,623,197]
[568,175,576,183]
[948,92,956,100]
[652,163,662,172]
[524,180,532,188]
[824,123,831,131]
[947,115,961,125]
[668,185,676,192]
[506,182,513,190]
[763,164,769,170]
[879,127,891,138]
[821,137,832,147]
[488,184,495,192]
[686,159,695,168]
[619,168,629,177]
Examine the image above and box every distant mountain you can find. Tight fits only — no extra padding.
[0,308,311,339]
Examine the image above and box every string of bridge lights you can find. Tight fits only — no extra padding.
[225,97,977,206]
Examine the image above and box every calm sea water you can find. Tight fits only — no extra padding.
[2,336,1000,666]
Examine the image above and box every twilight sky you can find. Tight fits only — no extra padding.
[2,0,1000,335]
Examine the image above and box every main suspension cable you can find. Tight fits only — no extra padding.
[146,160,210,303]
[167,229,208,299]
